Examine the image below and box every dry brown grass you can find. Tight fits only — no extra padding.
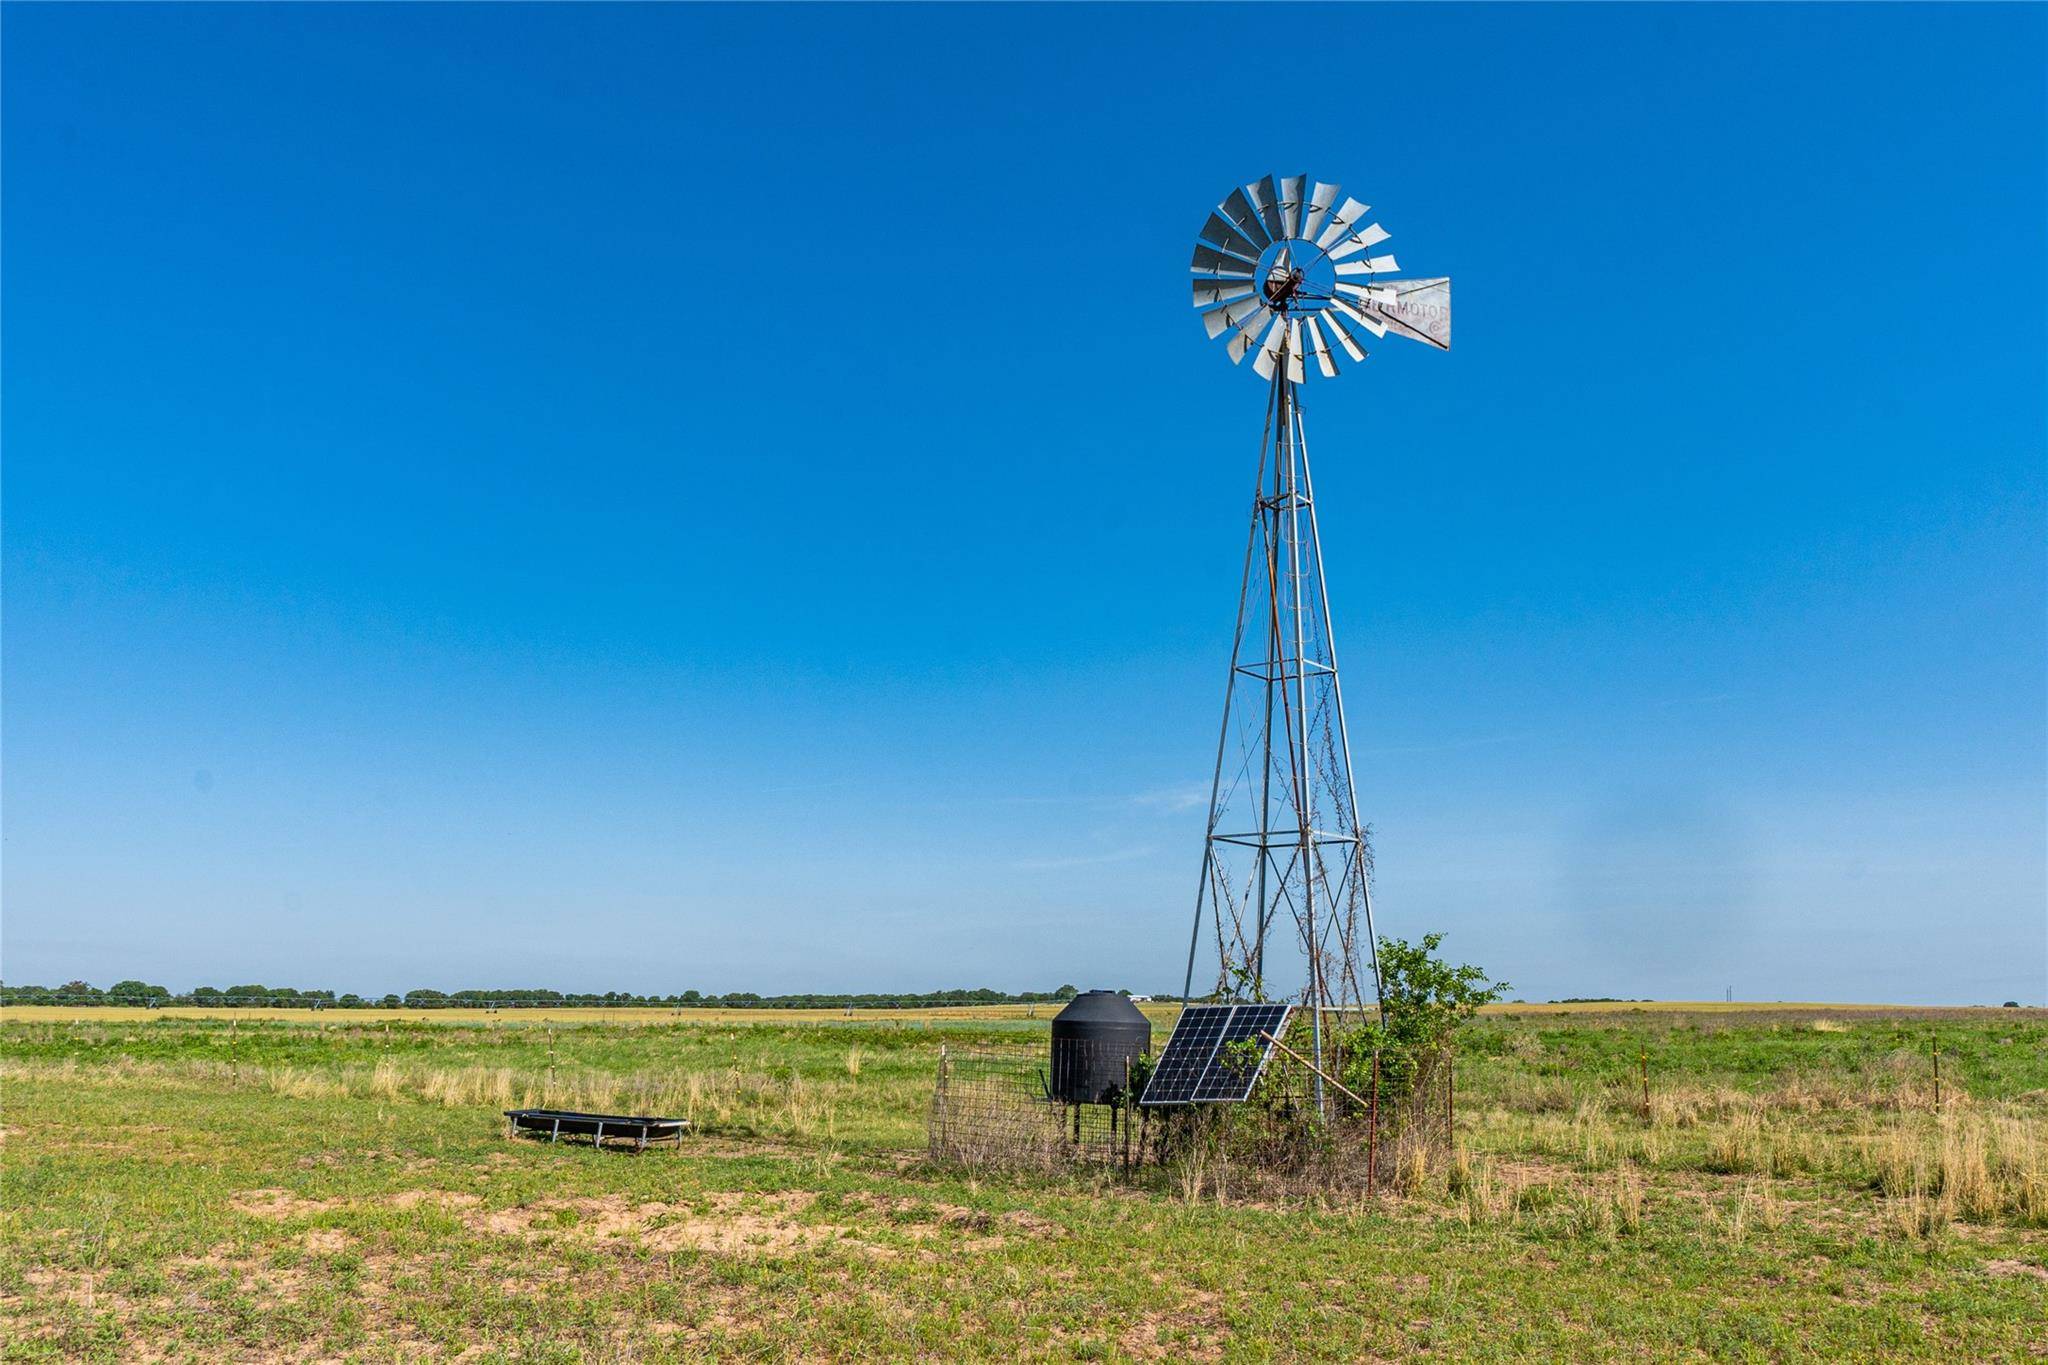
[1874,1110,2047,1232]
[1,1054,876,1144]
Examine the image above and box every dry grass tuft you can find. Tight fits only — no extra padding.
[1874,1111,2045,1234]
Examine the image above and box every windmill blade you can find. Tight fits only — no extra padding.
[1220,187,1272,250]
[1304,316,1339,378]
[1332,280,1398,305]
[1278,175,1306,238]
[1313,197,1372,251]
[1330,292,1389,337]
[1225,327,1261,365]
[1325,222,1392,260]
[1285,320,1306,384]
[1191,243,1256,278]
[1199,212,1266,263]
[1301,181,1340,241]
[1202,296,1269,340]
[1250,313,1287,380]
[1192,279,1254,309]
[1333,254,1400,276]
[1248,175,1287,244]
[1230,301,1273,340]
[1320,308,1369,362]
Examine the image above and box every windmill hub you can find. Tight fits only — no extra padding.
[1256,241,1336,313]
[1260,261,1304,307]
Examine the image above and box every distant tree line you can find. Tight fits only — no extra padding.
[0,980,1090,1010]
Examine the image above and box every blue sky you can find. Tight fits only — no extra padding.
[5,3,2043,1003]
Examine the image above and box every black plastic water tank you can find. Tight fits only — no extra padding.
[1048,991,1152,1104]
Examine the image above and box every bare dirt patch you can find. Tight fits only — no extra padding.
[231,1186,490,1222]
[437,1188,1037,1260]
[387,1189,482,1211]
[462,1191,839,1256]
[1118,1287,1227,1362]
[847,1192,1064,1241]
[1984,1258,2048,1282]
[230,1188,336,1220]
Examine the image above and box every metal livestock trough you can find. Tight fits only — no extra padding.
[503,1108,688,1152]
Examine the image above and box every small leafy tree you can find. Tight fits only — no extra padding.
[1340,933,1506,1105]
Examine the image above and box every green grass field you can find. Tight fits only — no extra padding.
[4,1006,2044,1360]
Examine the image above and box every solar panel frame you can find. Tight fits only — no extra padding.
[1139,1003,1295,1106]
[1192,1004,1293,1102]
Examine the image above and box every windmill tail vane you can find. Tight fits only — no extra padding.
[1178,171,1451,1113]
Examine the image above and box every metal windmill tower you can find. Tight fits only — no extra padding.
[1178,173,1451,1089]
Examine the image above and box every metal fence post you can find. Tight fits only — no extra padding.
[1367,1049,1380,1197]
[935,1044,951,1157]
[1121,1056,1133,1173]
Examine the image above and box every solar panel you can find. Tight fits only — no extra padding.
[1139,1003,1294,1105]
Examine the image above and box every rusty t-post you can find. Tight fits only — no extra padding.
[1932,1036,1941,1111]
[1640,1046,1650,1118]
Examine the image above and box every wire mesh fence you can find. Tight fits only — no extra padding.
[926,1037,1453,1194]
[927,1043,1148,1172]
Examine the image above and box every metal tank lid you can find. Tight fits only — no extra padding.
[1051,990,1149,1026]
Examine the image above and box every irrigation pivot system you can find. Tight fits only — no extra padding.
[1178,173,1451,1111]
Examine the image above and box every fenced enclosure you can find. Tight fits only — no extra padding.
[928,1042,1148,1170]
[926,1036,1453,1194]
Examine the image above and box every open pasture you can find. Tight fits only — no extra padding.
[3,1006,2044,1360]
[0,1003,1085,1028]
[5,998,2005,1028]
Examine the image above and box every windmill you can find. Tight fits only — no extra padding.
[1176,173,1450,1107]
